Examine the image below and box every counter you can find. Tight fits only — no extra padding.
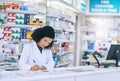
[0,66,120,81]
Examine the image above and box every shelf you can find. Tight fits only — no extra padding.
[1,9,44,15]
[64,29,76,33]
[55,38,74,43]
[0,53,21,56]
[56,61,71,67]
[57,51,72,56]
[1,24,41,28]
[54,28,75,33]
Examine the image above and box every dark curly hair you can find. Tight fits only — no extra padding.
[31,26,55,48]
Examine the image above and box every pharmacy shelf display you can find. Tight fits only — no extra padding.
[0,0,76,69]
[0,0,47,70]
[80,17,118,65]
[47,6,76,67]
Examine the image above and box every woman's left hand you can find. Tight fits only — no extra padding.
[40,66,47,71]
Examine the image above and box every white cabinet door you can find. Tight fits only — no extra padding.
[76,72,120,81]
[31,76,75,81]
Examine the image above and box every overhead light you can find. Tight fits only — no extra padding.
[19,0,41,4]
[47,0,80,13]
[19,0,33,4]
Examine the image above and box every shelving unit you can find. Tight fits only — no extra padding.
[47,0,77,67]
[0,0,47,70]
[0,0,80,69]
[80,16,119,65]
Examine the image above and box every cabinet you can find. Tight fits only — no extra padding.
[76,71,120,81]
[0,0,47,70]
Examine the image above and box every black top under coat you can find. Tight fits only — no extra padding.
[37,45,43,53]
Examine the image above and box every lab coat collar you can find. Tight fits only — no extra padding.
[33,41,45,51]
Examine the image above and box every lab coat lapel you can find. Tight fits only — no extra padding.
[33,42,42,54]
[32,42,42,63]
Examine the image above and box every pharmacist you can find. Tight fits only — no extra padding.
[19,26,55,72]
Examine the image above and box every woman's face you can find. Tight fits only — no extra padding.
[37,37,53,48]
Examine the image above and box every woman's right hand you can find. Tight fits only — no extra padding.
[30,65,40,71]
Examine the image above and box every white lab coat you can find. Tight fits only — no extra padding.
[19,42,55,72]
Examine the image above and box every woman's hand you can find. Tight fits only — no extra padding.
[40,66,47,71]
[30,65,47,71]
[30,65,40,71]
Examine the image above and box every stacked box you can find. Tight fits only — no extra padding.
[7,13,16,24]
[4,27,12,40]
[0,41,4,54]
[0,28,4,39]
[30,17,44,26]
[20,6,28,11]
[16,14,24,25]
[3,2,19,10]
[24,14,30,25]
[20,28,26,39]
[12,28,20,39]
[0,4,5,11]
[26,29,32,39]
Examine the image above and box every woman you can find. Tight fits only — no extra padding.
[19,26,55,72]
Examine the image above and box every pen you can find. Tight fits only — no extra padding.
[33,60,36,63]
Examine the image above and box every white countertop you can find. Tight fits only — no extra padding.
[1,66,120,81]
